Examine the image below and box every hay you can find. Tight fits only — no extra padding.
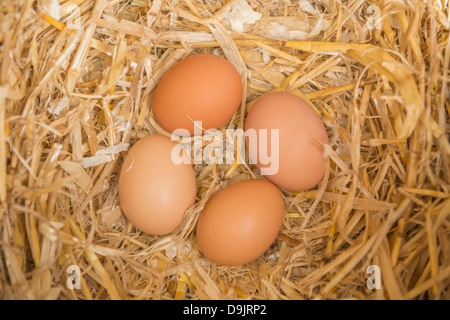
[0,0,449,300]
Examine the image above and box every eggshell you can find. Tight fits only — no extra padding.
[118,134,196,236]
[244,92,329,191]
[152,53,242,136]
[196,179,285,266]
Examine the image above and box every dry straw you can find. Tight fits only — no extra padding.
[0,0,449,300]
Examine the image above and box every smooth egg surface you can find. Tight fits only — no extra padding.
[244,92,329,191]
[152,53,242,136]
[119,134,196,236]
[196,179,285,266]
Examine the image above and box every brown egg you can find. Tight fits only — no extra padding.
[118,134,196,235]
[152,53,242,136]
[196,179,285,266]
[245,91,329,191]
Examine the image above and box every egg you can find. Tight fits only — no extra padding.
[244,91,329,192]
[152,53,243,136]
[196,179,285,266]
[118,134,197,235]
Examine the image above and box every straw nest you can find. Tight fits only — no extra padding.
[1,0,449,300]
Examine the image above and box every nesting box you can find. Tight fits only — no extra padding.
[1,0,449,300]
